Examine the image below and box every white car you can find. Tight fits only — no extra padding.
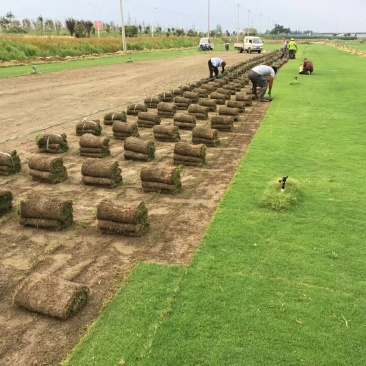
[198,37,214,51]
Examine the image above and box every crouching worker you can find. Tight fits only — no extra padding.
[248,65,278,102]
[299,58,314,75]
[208,57,226,79]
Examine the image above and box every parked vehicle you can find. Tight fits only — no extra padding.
[234,36,263,53]
[198,37,214,51]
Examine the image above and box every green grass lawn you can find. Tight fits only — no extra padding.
[64,44,366,365]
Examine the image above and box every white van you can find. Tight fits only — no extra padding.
[198,37,214,51]
[234,36,263,53]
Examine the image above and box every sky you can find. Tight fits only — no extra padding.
[1,0,366,34]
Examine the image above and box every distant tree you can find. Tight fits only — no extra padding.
[125,25,138,37]
[22,18,32,31]
[54,20,62,35]
[65,18,76,36]
[270,23,291,35]
[0,11,14,30]
[74,21,86,38]
[37,15,44,35]
[84,20,93,37]
[215,24,222,36]
[144,25,150,35]
[105,23,111,35]
[44,18,54,32]
[176,28,185,36]
[138,24,142,33]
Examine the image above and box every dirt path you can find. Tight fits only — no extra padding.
[0,50,271,366]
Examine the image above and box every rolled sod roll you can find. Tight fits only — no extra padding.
[97,199,149,236]
[153,125,180,142]
[215,88,232,99]
[103,111,127,125]
[198,98,217,112]
[219,106,240,121]
[209,92,226,105]
[210,115,234,131]
[112,121,139,140]
[171,88,183,96]
[14,274,89,319]
[81,159,122,179]
[173,114,197,129]
[140,166,182,193]
[158,91,174,102]
[192,88,209,98]
[157,102,177,116]
[200,84,217,93]
[174,142,206,159]
[79,134,109,149]
[192,126,220,147]
[127,103,148,115]
[0,150,21,175]
[76,119,102,136]
[187,104,209,120]
[226,100,246,113]
[137,112,161,127]
[28,155,65,173]
[124,136,155,161]
[144,96,161,108]
[37,133,68,153]
[183,91,199,103]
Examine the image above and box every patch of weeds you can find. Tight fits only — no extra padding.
[328,251,339,260]
[260,177,302,212]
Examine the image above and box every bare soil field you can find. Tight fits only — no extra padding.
[0,51,271,365]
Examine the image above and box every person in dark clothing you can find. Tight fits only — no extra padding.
[299,58,314,74]
[208,57,226,79]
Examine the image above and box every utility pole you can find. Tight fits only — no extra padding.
[259,13,262,34]
[119,0,127,53]
[237,4,240,42]
[207,0,210,37]
[247,9,251,35]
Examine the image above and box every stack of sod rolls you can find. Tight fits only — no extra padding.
[79,134,110,158]
[173,142,206,167]
[127,103,147,116]
[157,102,177,118]
[112,121,139,140]
[140,166,182,194]
[144,96,161,109]
[218,106,240,121]
[226,100,246,113]
[158,91,174,102]
[187,104,209,120]
[103,111,127,126]
[19,192,73,230]
[124,136,155,162]
[209,92,226,105]
[215,88,232,100]
[153,125,180,142]
[192,88,209,98]
[75,119,102,136]
[179,84,192,92]
[210,115,234,131]
[198,98,217,112]
[81,159,122,188]
[173,114,197,130]
[0,150,21,176]
[36,133,68,153]
[200,83,217,93]
[235,93,253,106]
[137,112,161,128]
[171,88,183,97]
[14,274,89,319]
[97,199,149,236]
[183,91,199,104]
[28,155,67,184]
[192,126,220,147]
[173,96,191,110]
[0,189,13,216]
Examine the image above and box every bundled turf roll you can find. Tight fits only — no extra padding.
[124,136,155,161]
[192,126,220,147]
[235,93,253,106]
[198,98,217,112]
[153,125,180,142]
[79,134,110,158]
[183,91,199,104]
[157,102,177,118]
[209,92,226,105]
[210,115,234,131]
[137,112,161,128]
[112,121,139,140]
[127,103,148,116]
[179,84,192,92]
[192,88,209,98]
[81,159,122,188]
[187,104,209,120]
[173,142,206,167]
[227,100,246,113]
[171,88,183,96]
[140,166,182,194]
[219,106,240,121]
[213,79,226,86]
[37,133,68,153]
[103,111,127,126]
[200,84,217,93]
[0,150,21,176]
[97,199,149,236]
[28,155,67,184]
[76,119,102,136]
[144,96,161,109]
[14,274,89,319]
[0,189,13,216]
[222,84,238,95]
[173,113,197,130]
[158,91,174,102]
[19,192,73,230]
[215,88,232,100]
[174,96,191,110]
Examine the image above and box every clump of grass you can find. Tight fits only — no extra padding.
[260,177,302,211]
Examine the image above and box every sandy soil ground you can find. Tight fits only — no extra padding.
[0,50,271,365]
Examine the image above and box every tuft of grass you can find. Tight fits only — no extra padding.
[261,178,302,211]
